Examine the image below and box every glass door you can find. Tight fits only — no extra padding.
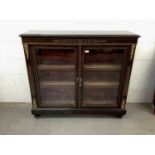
[81,46,126,107]
[33,46,78,108]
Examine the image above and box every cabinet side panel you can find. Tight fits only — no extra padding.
[22,43,37,108]
[121,44,137,108]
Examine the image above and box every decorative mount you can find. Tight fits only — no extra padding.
[130,44,136,61]
[24,43,29,60]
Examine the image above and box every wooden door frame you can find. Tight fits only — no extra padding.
[29,44,79,108]
[80,45,131,109]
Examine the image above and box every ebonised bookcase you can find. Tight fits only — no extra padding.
[20,31,140,117]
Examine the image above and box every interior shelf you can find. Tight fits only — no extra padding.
[38,64,75,70]
[40,101,75,107]
[40,81,75,86]
[83,81,119,87]
[83,64,121,70]
[83,100,116,106]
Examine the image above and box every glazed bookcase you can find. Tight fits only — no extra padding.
[20,31,139,117]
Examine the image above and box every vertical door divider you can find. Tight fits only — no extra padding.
[77,45,82,108]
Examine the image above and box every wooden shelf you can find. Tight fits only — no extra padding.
[40,81,75,86]
[40,81,119,87]
[41,101,75,107]
[38,64,75,70]
[84,81,119,87]
[83,100,116,106]
[83,64,121,70]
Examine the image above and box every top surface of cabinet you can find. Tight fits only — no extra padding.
[20,30,140,37]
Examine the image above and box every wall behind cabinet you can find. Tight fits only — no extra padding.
[0,20,155,103]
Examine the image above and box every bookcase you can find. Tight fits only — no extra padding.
[20,31,139,117]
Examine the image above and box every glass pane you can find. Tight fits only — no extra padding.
[82,47,124,107]
[36,48,76,66]
[40,86,75,108]
[83,70,120,82]
[84,48,124,65]
[34,47,77,108]
[38,70,75,82]
[83,86,118,106]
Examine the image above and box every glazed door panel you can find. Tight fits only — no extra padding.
[31,46,78,108]
[81,46,128,107]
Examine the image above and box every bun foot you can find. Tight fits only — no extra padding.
[34,114,40,118]
[117,115,124,118]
